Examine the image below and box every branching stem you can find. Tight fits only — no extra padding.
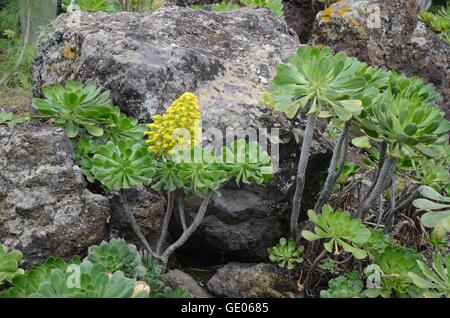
[156,191,174,255]
[357,156,396,219]
[314,122,349,213]
[160,192,212,264]
[119,190,156,258]
[291,113,318,239]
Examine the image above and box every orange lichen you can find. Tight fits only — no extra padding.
[63,44,75,59]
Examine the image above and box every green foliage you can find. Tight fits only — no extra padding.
[0,37,35,89]
[0,111,29,126]
[413,185,450,233]
[152,140,273,197]
[335,161,360,187]
[0,256,75,297]
[241,0,284,17]
[62,0,111,12]
[0,240,182,298]
[360,91,449,158]
[30,260,148,298]
[268,238,304,270]
[364,229,396,258]
[320,272,364,298]
[419,4,450,43]
[220,139,273,185]
[32,81,112,138]
[91,140,154,191]
[0,245,24,285]
[269,45,383,121]
[409,253,450,298]
[424,227,449,249]
[86,239,146,278]
[301,205,371,259]
[140,251,189,298]
[366,246,423,297]
[211,1,240,12]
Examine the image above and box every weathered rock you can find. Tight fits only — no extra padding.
[166,269,215,298]
[207,262,297,298]
[32,7,331,263]
[310,0,450,117]
[109,188,165,250]
[283,0,323,43]
[0,124,110,266]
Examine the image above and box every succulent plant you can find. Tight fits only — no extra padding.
[320,272,364,298]
[220,140,273,186]
[32,80,113,138]
[91,140,154,191]
[409,252,450,298]
[360,91,450,158]
[0,256,75,297]
[86,239,146,278]
[268,238,304,270]
[211,0,240,12]
[241,0,284,17]
[364,229,396,258]
[29,260,149,298]
[368,246,423,297]
[301,205,371,259]
[413,185,450,233]
[0,245,24,285]
[269,45,367,121]
[0,112,29,126]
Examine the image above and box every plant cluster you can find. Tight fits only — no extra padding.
[0,239,187,298]
[266,44,450,297]
[62,0,162,12]
[268,238,304,269]
[419,2,450,43]
[189,0,284,18]
[32,81,273,267]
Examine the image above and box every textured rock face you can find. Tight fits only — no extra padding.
[207,263,296,298]
[283,0,322,43]
[32,7,331,263]
[0,124,110,266]
[109,188,165,250]
[310,0,450,117]
[166,269,214,298]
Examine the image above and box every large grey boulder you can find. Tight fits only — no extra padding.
[0,124,110,266]
[31,7,331,263]
[310,0,450,117]
[207,262,297,298]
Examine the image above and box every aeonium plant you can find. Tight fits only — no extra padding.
[268,45,387,238]
[90,92,273,266]
[355,72,450,220]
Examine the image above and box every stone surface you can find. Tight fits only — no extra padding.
[0,124,110,266]
[283,0,322,43]
[166,269,215,298]
[309,0,450,117]
[32,7,331,263]
[207,262,297,298]
[109,188,165,250]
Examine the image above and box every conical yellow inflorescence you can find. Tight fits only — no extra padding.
[145,92,201,155]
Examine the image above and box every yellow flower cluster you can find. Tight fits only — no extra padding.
[145,92,201,155]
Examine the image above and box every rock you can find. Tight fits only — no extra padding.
[32,7,331,263]
[207,262,297,298]
[309,0,450,117]
[283,0,323,43]
[166,269,214,298]
[0,124,110,266]
[109,188,165,250]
